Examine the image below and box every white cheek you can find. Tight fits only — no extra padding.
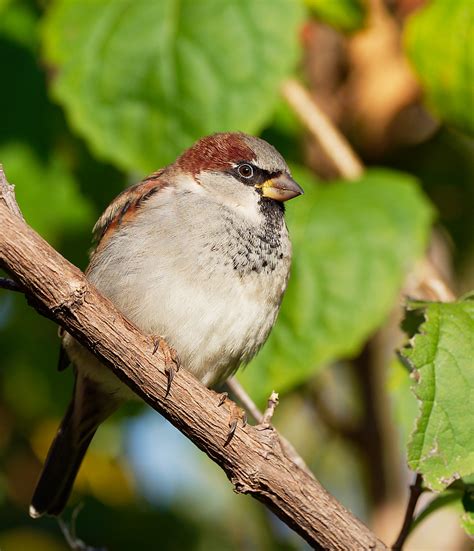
[197,171,263,224]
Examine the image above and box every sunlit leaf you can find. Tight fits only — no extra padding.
[0,0,38,50]
[388,358,419,451]
[42,0,304,173]
[401,299,474,491]
[405,0,474,136]
[240,168,433,403]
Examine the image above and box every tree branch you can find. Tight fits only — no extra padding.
[0,168,387,549]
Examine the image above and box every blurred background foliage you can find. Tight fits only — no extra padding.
[0,0,473,549]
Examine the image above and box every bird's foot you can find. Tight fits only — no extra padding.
[217,392,247,446]
[152,336,180,397]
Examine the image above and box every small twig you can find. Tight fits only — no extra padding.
[0,164,25,220]
[0,276,23,292]
[260,391,279,427]
[392,473,424,550]
[227,378,315,478]
[281,79,364,180]
[57,504,107,551]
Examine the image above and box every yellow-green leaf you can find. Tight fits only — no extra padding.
[401,299,474,491]
[405,0,474,136]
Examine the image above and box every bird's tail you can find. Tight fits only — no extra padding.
[30,374,119,518]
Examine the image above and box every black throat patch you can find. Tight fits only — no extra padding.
[218,198,286,277]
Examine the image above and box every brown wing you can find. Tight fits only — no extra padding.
[92,169,166,246]
[59,171,167,365]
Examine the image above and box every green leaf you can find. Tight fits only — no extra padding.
[0,143,94,245]
[239,168,433,404]
[401,299,474,491]
[404,0,474,136]
[304,0,366,33]
[388,358,419,450]
[0,0,38,51]
[42,0,304,173]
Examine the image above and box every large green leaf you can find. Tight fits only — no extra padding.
[388,357,419,452]
[404,0,474,136]
[0,143,94,245]
[240,168,433,403]
[42,0,303,173]
[0,0,38,50]
[305,0,366,33]
[401,299,474,491]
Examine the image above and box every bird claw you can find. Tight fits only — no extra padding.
[152,336,179,397]
[217,391,228,407]
[217,393,247,446]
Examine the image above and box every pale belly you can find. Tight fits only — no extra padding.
[136,272,284,387]
[65,259,286,398]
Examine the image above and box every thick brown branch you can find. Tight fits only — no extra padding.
[0,171,387,549]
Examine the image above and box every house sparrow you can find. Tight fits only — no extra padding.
[30,132,303,518]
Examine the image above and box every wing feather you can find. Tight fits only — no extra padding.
[92,169,166,246]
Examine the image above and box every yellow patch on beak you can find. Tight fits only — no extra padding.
[258,173,304,202]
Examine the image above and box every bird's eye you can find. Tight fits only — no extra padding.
[238,164,254,179]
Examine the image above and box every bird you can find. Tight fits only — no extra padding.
[29,131,303,519]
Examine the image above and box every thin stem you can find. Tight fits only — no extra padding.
[227,378,315,478]
[392,473,424,550]
[281,79,364,180]
[0,276,23,292]
[260,391,279,427]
